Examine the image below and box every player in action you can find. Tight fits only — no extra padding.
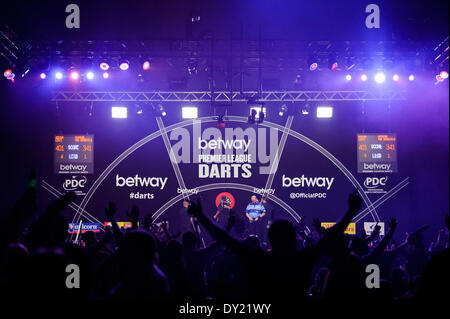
[245,195,266,243]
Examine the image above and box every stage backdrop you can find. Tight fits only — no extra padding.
[31,96,447,243]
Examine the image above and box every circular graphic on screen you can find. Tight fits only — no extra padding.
[215,192,235,210]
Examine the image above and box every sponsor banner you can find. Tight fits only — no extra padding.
[57,163,92,174]
[169,122,281,178]
[104,222,133,229]
[282,174,335,190]
[321,222,356,235]
[116,174,168,190]
[364,222,385,236]
[282,174,335,200]
[363,176,388,194]
[68,223,100,234]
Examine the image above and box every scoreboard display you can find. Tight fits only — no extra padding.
[357,134,397,173]
[54,135,94,174]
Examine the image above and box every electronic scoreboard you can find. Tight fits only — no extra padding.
[357,134,397,173]
[54,135,94,174]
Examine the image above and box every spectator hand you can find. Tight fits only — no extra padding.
[387,218,398,231]
[348,189,363,212]
[188,198,204,219]
[143,214,153,230]
[126,205,140,225]
[105,201,117,221]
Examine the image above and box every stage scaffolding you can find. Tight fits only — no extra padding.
[51,90,407,102]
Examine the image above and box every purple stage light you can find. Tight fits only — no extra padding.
[182,106,198,119]
[375,72,385,83]
[316,106,333,118]
[361,74,368,81]
[111,106,128,119]
[70,71,79,80]
[436,74,444,82]
[331,62,338,71]
[392,74,399,81]
[440,71,448,79]
[309,63,318,71]
[119,61,129,71]
[86,72,94,80]
[408,75,414,81]
[100,62,109,71]
[103,72,109,79]
[40,73,46,79]
[55,72,63,79]
[142,61,150,71]
[345,74,352,81]
[4,69,12,77]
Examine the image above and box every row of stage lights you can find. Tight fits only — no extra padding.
[3,61,448,84]
[109,104,334,120]
[2,60,151,83]
[309,61,449,84]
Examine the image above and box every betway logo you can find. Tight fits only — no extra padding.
[59,164,87,172]
[363,163,391,171]
[116,174,168,190]
[282,174,334,190]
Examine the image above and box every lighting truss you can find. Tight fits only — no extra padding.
[51,90,407,102]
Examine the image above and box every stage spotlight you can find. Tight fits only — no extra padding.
[278,104,288,117]
[436,74,444,82]
[40,73,46,79]
[375,72,385,83]
[6,73,15,82]
[309,62,318,71]
[440,71,449,79]
[103,72,109,79]
[142,61,150,71]
[55,72,63,79]
[361,74,368,81]
[216,115,226,127]
[135,104,143,115]
[100,62,110,71]
[182,106,198,119]
[301,103,311,115]
[330,62,338,71]
[4,69,12,77]
[345,74,352,81]
[393,74,399,81]
[408,75,415,81]
[119,61,129,71]
[70,71,79,80]
[111,106,128,119]
[316,106,333,118]
[156,104,166,117]
[86,72,94,80]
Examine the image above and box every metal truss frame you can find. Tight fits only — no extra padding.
[51,90,407,102]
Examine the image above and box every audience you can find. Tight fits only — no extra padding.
[0,176,449,300]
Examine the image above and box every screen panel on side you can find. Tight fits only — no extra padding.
[54,135,94,174]
[357,134,397,173]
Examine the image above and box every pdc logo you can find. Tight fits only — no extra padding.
[364,177,387,189]
[63,176,87,191]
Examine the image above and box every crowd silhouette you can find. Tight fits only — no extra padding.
[0,174,449,301]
